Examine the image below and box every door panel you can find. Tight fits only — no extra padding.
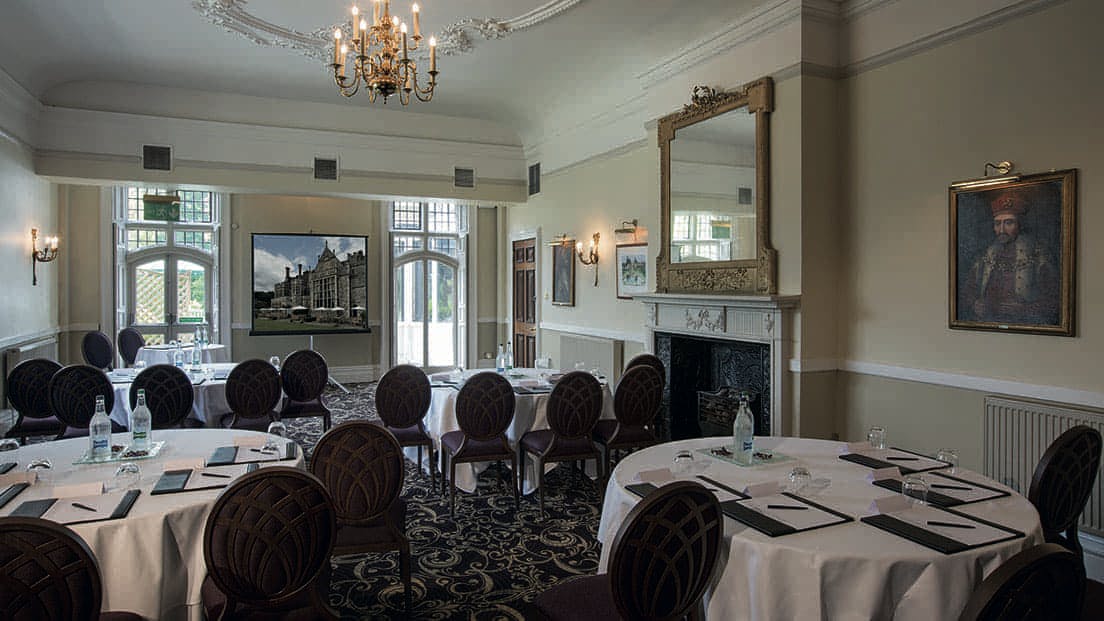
[512,238,536,367]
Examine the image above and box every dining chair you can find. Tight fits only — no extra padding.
[375,364,435,486]
[1028,425,1102,560]
[593,364,663,475]
[128,364,195,429]
[221,358,281,431]
[81,330,115,371]
[278,349,332,431]
[531,480,723,620]
[201,467,338,621]
[440,371,518,516]
[957,543,1084,621]
[116,327,145,367]
[310,421,412,612]
[4,358,63,442]
[623,353,666,387]
[0,516,143,621]
[48,364,122,438]
[520,370,603,516]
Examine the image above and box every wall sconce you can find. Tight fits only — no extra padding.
[615,219,639,241]
[31,228,59,286]
[950,161,1020,189]
[576,232,600,286]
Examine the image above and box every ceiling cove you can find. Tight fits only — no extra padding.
[191,0,586,63]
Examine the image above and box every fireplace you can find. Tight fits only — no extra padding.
[636,292,799,440]
[655,333,770,440]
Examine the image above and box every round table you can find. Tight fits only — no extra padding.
[0,429,304,621]
[108,363,237,428]
[598,437,1043,621]
[135,343,228,368]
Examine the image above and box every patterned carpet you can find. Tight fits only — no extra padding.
[284,382,604,620]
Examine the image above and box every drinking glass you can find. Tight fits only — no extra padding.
[269,355,280,370]
[134,360,147,371]
[589,364,603,379]
[867,426,887,450]
[902,475,928,505]
[788,466,812,493]
[937,448,959,474]
[0,438,20,453]
[113,462,141,490]
[26,458,53,485]
[672,450,695,476]
[264,420,288,452]
[573,361,586,372]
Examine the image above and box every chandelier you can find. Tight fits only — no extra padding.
[330,1,438,104]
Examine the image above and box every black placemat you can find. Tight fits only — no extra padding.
[873,479,962,507]
[722,492,853,537]
[861,506,1023,554]
[0,462,16,475]
[11,489,142,525]
[513,386,552,395]
[206,442,297,466]
[839,447,950,475]
[151,463,260,495]
[695,475,750,499]
[0,482,29,510]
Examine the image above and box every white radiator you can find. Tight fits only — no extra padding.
[2,335,59,407]
[984,395,1104,536]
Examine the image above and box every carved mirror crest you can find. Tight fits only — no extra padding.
[657,77,776,294]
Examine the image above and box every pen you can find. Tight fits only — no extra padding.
[71,502,98,512]
[767,504,808,510]
[927,520,975,529]
[200,472,232,479]
[886,456,920,461]
[930,483,971,491]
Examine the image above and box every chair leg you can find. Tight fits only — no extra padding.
[429,444,436,489]
[449,457,457,517]
[518,450,526,499]
[400,542,411,614]
[538,458,545,517]
[417,445,423,472]
[510,454,519,511]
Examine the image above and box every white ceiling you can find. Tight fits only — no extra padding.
[0,0,771,139]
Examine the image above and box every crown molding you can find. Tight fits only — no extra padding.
[840,0,898,21]
[0,67,44,147]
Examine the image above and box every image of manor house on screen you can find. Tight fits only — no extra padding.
[252,235,369,334]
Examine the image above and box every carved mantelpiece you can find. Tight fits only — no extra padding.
[638,292,799,436]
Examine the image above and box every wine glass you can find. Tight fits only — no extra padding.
[937,448,959,474]
[0,438,20,455]
[788,466,812,493]
[672,450,695,476]
[113,462,141,491]
[26,458,53,485]
[264,420,288,453]
[902,475,928,505]
[268,355,280,370]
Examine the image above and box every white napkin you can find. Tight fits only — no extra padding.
[869,494,912,514]
[636,468,674,484]
[162,457,205,471]
[232,435,266,448]
[51,482,105,498]
[866,467,900,482]
[0,472,36,486]
[842,441,871,453]
[742,480,782,497]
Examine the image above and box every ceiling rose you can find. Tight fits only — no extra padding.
[192,0,584,63]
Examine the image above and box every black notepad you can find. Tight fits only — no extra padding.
[151,464,260,495]
[513,386,552,395]
[0,462,16,475]
[861,506,1023,554]
[0,482,30,510]
[839,447,951,475]
[873,479,961,507]
[721,493,853,537]
[10,489,141,525]
[206,442,297,466]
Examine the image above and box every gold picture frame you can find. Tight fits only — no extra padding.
[551,240,576,306]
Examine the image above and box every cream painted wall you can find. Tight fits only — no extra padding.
[229,194,382,368]
[475,207,499,363]
[0,136,57,348]
[57,185,105,364]
[838,0,1104,447]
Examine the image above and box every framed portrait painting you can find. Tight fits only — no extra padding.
[552,240,575,306]
[616,243,649,299]
[948,169,1076,336]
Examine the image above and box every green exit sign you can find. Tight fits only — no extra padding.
[143,195,180,221]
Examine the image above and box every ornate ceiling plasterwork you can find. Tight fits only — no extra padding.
[192,0,584,63]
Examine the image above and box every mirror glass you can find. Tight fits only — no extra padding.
[668,106,756,263]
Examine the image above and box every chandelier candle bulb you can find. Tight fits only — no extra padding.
[430,36,436,72]
[372,1,379,24]
[333,30,341,64]
[412,3,420,38]
[352,6,360,38]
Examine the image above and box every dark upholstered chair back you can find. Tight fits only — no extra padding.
[117,328,145,367]
[546,371,602,439]
[455,372,515,441]
[613,364,663,427]
[280,350,328,402]
[375,364,432,429]
[6,358,61,421]
[957,543,1085,621]
[311,422,404,525]
[203,467,335,610]
[1028,425,1103,558]
[225,359,281,421]
[81,330,114,370]
[608,481,723,620]
[624,353,665,386]
[48,365,113,429]
[0,516,104,621]
[129,364,194,429]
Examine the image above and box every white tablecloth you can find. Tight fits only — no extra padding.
[598,437,1044,621]
[0,429,304,621]
[135,344,228,368]
[108,363,238,428]
[417,368,615,494]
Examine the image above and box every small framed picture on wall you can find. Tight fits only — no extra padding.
[615,243,649,299]
[552,240,576,306]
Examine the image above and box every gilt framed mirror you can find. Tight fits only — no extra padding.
[657,77,776,294]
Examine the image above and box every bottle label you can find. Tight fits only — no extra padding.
[133,431,147,440]
[742,439,754,451]
[92,437,109,450]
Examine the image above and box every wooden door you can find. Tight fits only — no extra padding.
[512,238,537,367]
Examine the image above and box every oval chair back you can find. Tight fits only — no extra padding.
[48,365,113,430]
[455,372,515,441]
[1028,425,1103,558]
[117,328,145,367]
[957,543,1085,621]
[81,330,114,370]
[546,371,603,440]
[202,467,335,613]
[0,516,106,621]
[375,365,432,429]
[311,421,404,526]
[624,353,665,387]
[280,350,328,403]
[612,364,663,428]
[129,364,194,429]
[7,358,62,422]
[224,359,281,426]
[608,480,724,620]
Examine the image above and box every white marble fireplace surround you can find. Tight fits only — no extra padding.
[636,293,800,437]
